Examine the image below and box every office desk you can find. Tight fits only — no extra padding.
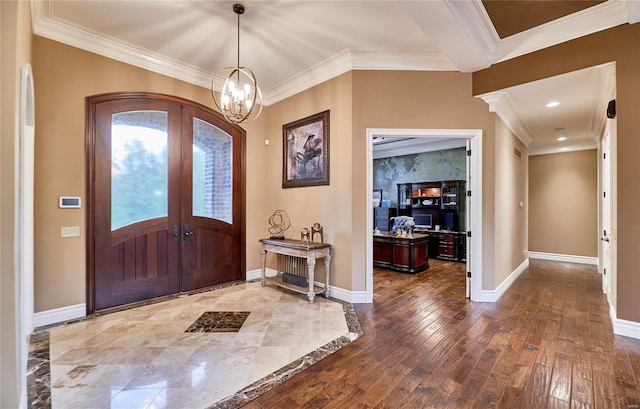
[372,232,429,273]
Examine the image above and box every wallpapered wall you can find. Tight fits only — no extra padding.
[373,147,466,206]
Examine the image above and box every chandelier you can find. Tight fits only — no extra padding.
[211,3,263,124]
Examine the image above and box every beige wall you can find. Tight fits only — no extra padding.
[350,71,498,290]
[261,73,353,289]
[473,23,640,322]
[494,117,528,286]
[1,1,32,406]
[32,39,534,314]
[529,150,598,256]
[262,70,521,294]
[32,36,268,312]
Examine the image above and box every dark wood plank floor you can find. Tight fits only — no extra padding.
[245,259,640,408]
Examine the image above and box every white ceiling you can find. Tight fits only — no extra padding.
[32,0,638,155]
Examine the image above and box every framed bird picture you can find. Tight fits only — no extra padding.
[282,110,330,188]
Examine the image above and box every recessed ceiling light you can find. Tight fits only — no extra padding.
[557,136,567,141]
[546,101,560,108]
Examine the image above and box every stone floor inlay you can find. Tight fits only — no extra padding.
[28,281,363,409]
[186,311,251,333]
[27,331,51,409]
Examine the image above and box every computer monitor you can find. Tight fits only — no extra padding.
[413,213,432,229]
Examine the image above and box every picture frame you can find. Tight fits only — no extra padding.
[282,110,330,188]
[373,189,382,207]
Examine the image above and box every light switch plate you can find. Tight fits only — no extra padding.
[61,226,80,237]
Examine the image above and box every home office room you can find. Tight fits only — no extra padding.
[371,137,468,280]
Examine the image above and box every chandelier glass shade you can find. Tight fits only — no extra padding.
[212,3,263,124]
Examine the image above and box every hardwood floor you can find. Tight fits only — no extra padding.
[244,259,640,408]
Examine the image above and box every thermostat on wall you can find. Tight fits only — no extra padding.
[59,197,81,208]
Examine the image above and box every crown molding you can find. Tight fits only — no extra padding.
[264,50,456,106]
[31,0,633,108]
[444,0,498,63]
[400,0,492,72]
[32,4,456,108]
[477,92,533,147]
[31,1,213,89]
[492,0,631,63]
[447,0,632,65]
[262,49,353,106]
[350,51,456,71]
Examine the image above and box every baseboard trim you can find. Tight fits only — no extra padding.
[478,259,529,302]
[33,303,86,328]
[328,286,368,304]
[610,304,640,340]
[246,268,277,281]
[527,251,598,265]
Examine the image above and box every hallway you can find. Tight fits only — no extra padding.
[249,260,640,408]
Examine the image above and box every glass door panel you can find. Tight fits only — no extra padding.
[192,118,232,223]
[111,111,168,230]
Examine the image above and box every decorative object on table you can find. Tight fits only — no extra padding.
[390,215,415,237]
[301,227,310,244]
[268,209,291,239]
[282,110,330,188]
[405,218,416,238]
[211,3,263,124]
[311,223,324,243]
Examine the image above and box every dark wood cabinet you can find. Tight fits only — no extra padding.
[396,180,466,231]
[426,231,466,262]
[390,180,467,263]
[410,182,442,210]
[374,207,397,232]
[437,233,456,260]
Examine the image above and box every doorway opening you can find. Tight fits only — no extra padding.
[365,128,483,303]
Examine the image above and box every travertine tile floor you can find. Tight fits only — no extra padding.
[40,282,359,409]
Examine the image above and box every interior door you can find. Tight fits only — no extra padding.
[89,94,245,312]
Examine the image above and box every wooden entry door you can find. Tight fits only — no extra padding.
[87,93,245,312]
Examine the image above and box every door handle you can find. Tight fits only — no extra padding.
[171,225,181,241]
[184,224,194,239]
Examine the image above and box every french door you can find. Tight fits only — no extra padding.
[87,93,245,312]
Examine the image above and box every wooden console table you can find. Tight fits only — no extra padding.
[260,238,332,303]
